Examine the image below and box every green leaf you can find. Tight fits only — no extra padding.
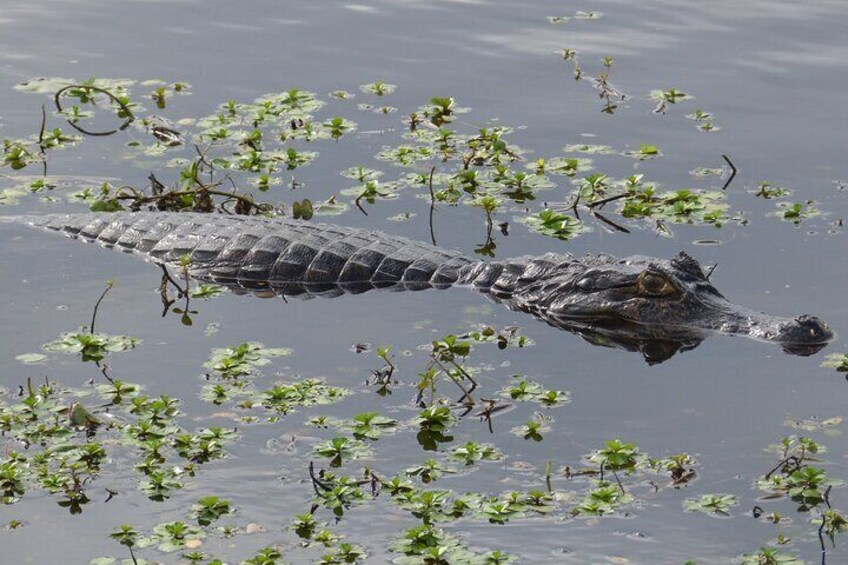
[292,198,313,220]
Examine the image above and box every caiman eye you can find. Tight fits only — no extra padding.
[637,271,676,297]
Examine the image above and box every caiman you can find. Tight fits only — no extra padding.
[2,212,833,363]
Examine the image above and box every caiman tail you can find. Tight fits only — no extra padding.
[11,212,476,297]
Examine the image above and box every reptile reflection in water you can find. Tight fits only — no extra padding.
[5,212,833,364]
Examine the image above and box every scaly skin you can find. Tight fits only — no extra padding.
[3,212,833,363]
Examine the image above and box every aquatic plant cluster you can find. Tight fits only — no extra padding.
[2,73,828,254]
[0,31,844,565]
[3,296,695,563]
[1,276,847,563]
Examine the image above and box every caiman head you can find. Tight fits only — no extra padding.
[483,251,833,363]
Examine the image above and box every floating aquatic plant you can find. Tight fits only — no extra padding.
[682,493,738,516]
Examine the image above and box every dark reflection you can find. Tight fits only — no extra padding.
[535,317,827,363]
[416,430,454,452]
[534,317,705,365]
[58,492,90,515]
[158,265,198,325]
[494,297,831,365]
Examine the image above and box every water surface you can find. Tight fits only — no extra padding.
[1,1,847,563]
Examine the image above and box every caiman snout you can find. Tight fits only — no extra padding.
[778,314,833,343]
[774,314,833,356]
[709,304,832,356]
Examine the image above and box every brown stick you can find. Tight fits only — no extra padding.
[428,165,437,245]
[89,281,114,334]
[721,154,737,191]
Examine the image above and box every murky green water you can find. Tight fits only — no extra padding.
[1,1,847,563]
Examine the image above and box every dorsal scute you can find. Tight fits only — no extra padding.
[671,251,707,280]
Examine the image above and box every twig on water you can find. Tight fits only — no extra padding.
[432,357,476,407]
[428,165,437,245]
[308,461,332,495]
[54,84,135,136]
[354,193,368,216]
[818,485,833,565]
[100,364,115,385]
[38,104,47,146]
[721,153,737,191]
[587,191,629,209]
[89,280,115,334]
[159,264,188,298]
[591,209,630,234]
[38,104,48,176]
